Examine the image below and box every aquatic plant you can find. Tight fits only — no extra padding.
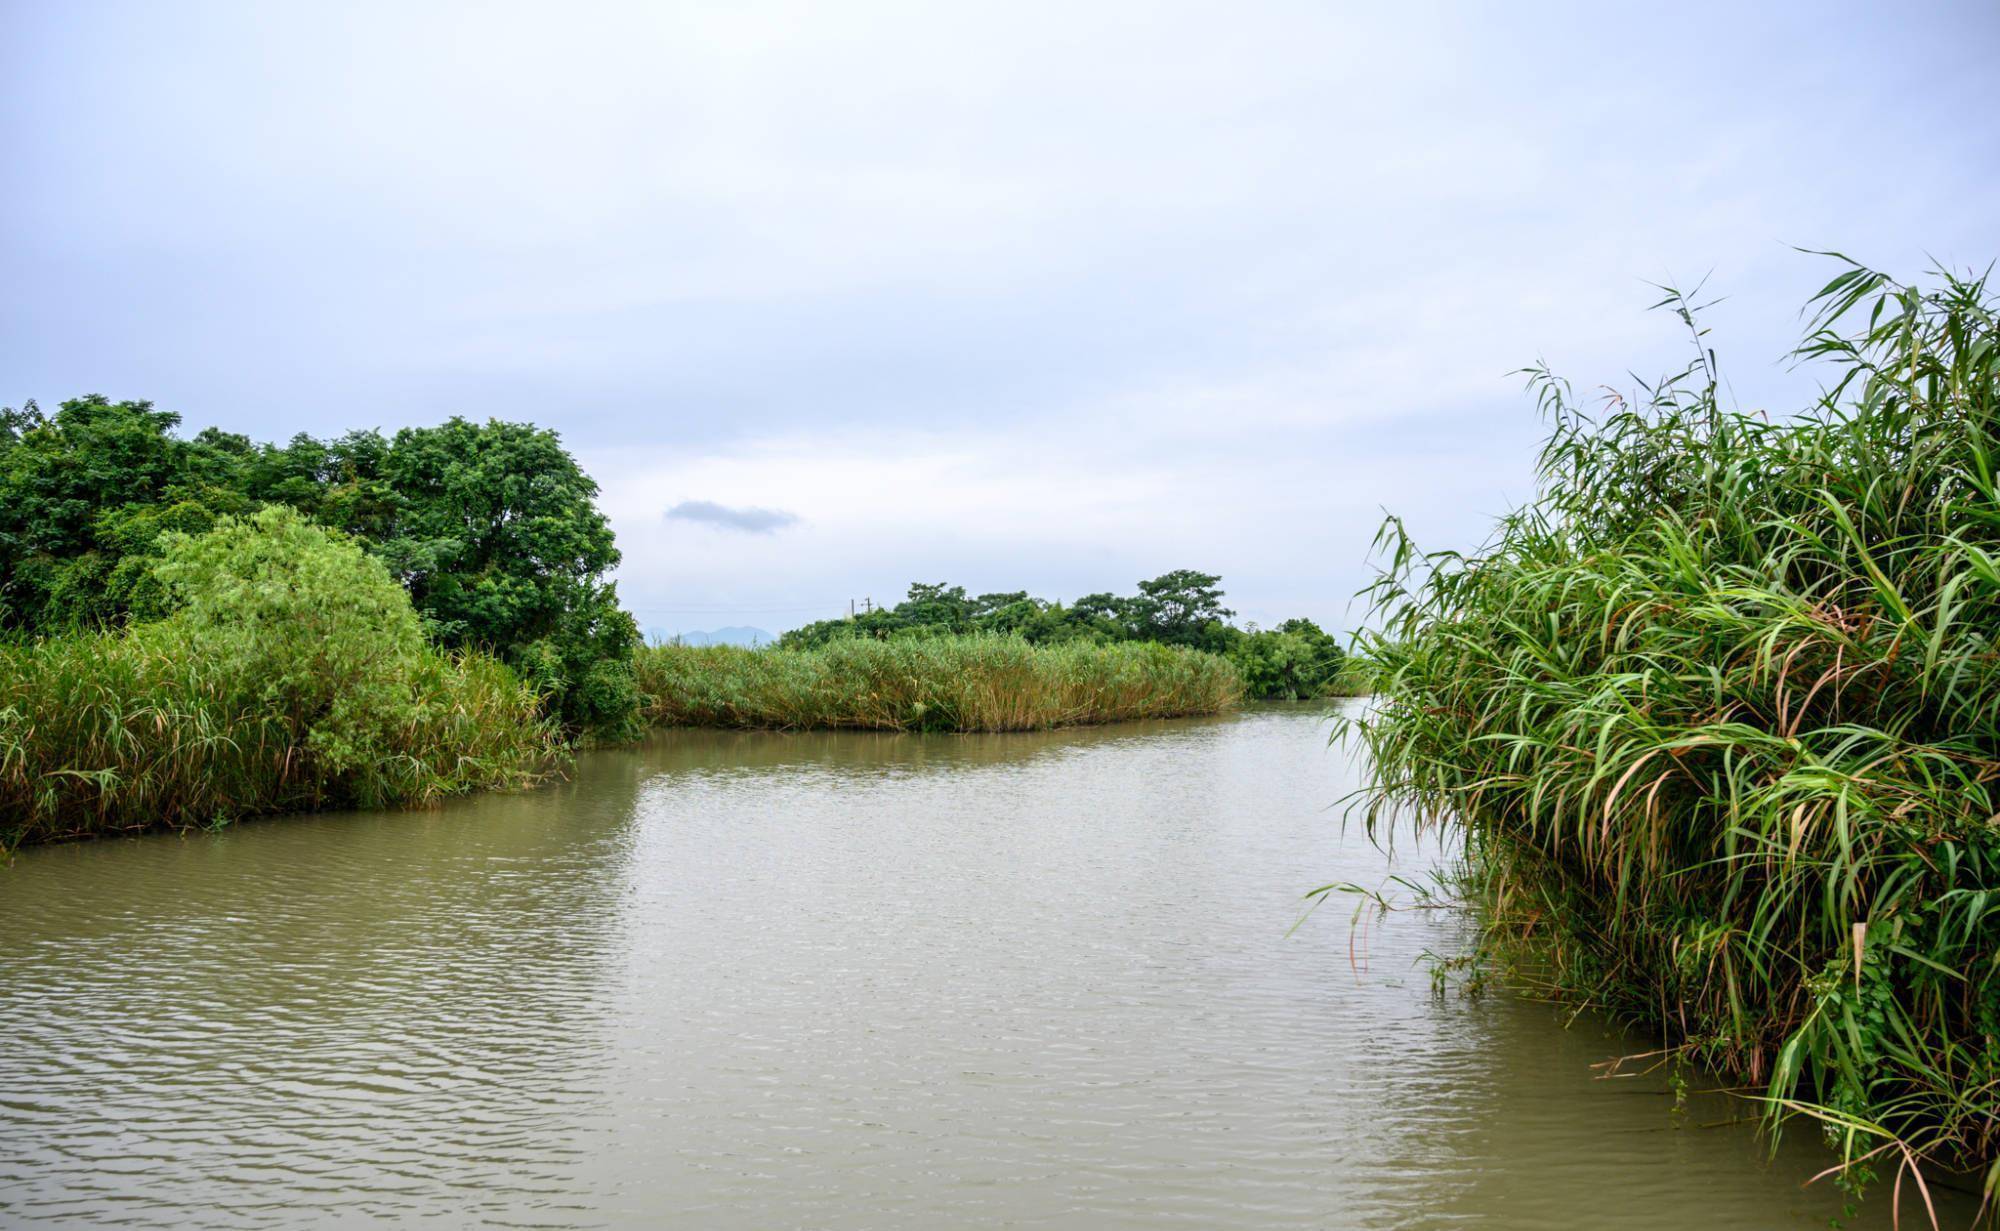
[1351,257,2000,1206]
[635,634,1244,731]
[0,508,561,846]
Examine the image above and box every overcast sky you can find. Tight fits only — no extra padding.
[5,2,1997,635]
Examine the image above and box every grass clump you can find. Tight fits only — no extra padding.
[635,634,1243,732]
[0,507,560,846]
[1352,258,2000,1200]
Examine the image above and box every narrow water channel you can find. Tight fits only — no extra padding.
[0,704,1974,1227]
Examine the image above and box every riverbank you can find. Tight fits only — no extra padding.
[1352,262,2000,1198]
[635,634,1244,732]
[0,509,560,848]
[3,620,1246,846]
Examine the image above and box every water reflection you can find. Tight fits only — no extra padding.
[0,705,1975,1227]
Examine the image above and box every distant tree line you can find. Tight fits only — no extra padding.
[781,570,1352,699]
[0,395,1354,741]
[0,396,641,737]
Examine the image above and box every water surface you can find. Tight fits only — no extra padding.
[0,705,1974,1227]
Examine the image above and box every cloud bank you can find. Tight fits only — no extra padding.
[5,1,1995,634]
[665,500,801,534]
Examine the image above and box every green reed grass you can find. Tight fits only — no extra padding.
[1,507,565,846]
[0,628,559,846]
[1352,257,2000,1206]
[635,634,1244,732]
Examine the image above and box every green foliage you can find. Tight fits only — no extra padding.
[779,570,1337,699]
[359,417,639,740]
[0,401,639,738]
[781,582,1119,647]
[1129,568,1235,647]
[635,635,1244,732]
[151,506,430,772]
[1224,618,1353,700]
[0,508,560,846]
[1352,257,2000,1192]
[0,396,241,630]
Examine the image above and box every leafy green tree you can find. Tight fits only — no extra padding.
[368,417,641,739]
[1128,569,1235,648]
[1225,618,1348,699]
[897,582,975,633]
[0,396,239,629]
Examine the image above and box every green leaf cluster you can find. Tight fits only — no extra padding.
[0,507,559,845]
[0,400,639,738]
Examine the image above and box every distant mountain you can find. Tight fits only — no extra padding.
[646,626,774,648]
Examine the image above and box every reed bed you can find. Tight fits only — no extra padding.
[1,508,564,846]
[0,629,559,846]
[635,635,1243,731]
[1351,261,2000,1201]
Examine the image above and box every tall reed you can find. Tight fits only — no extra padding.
[0,629,559,847]
[1352,259,2000,1201]
[0,507,563,847]
[635,634,1243,732]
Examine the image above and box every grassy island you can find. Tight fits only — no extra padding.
[636,635,1244,732]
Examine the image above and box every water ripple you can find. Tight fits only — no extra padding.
[0,708,1973,1228]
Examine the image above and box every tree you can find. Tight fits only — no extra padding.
[0,396,232,629]
[1225,618,1348,699]
[370,417,641,739]
[1128,569,1234,647]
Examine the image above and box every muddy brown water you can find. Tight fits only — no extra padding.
[0,703,1978,1227]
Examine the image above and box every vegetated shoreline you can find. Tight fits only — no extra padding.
[0,389,1358,846]
[1351,258,2000,1207]
[0,508,563,849]
[3,623,1280,850]
[634,635,1247,733]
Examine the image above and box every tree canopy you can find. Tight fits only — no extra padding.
[0,397,640,737]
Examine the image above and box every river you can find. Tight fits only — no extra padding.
[0,703,1976,1227]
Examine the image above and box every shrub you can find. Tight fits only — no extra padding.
[0,507,560,845]
[1226,619,1351,699]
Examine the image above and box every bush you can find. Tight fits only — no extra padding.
[151,506,432,771]
[1226,619,1351,699]
[0,508,560,845]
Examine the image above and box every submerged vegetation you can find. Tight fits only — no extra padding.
[1353,258,2000,1200]
[636,634,1244,732]
[0,508,558,846]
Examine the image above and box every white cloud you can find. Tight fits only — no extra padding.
[664,500,801,534]
[7,0,1996,632]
